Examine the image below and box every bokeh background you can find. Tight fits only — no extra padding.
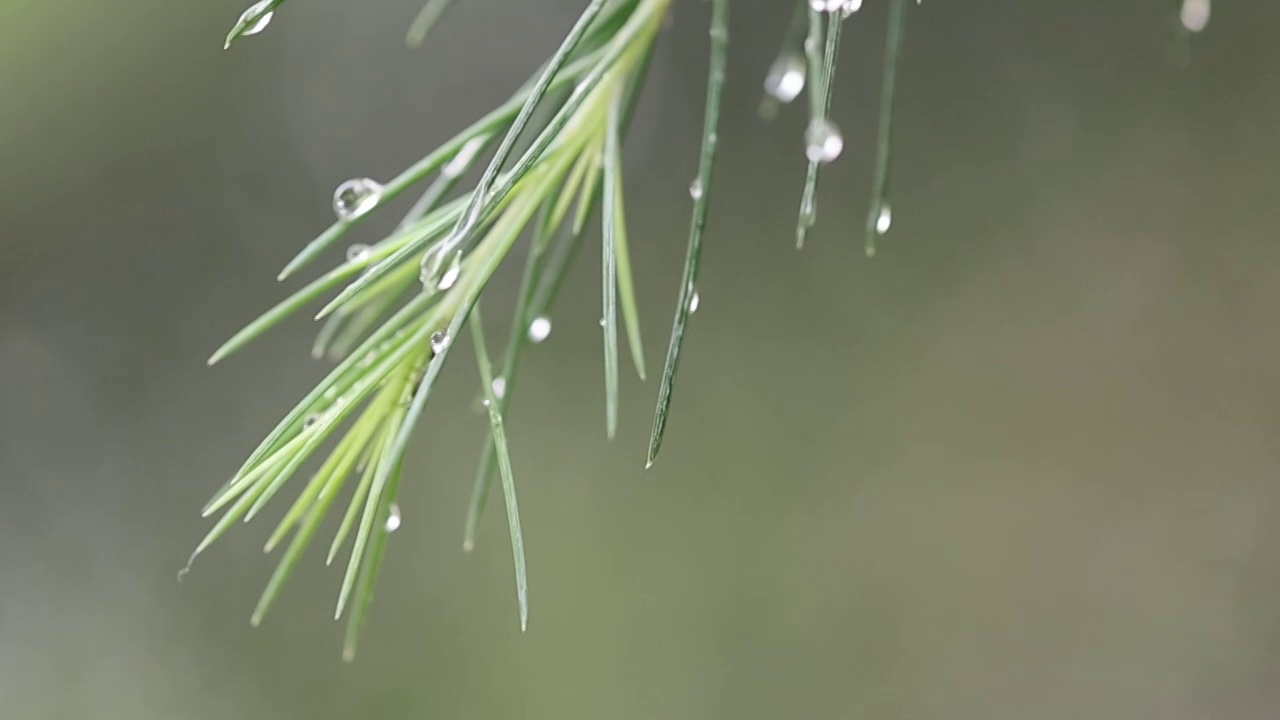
[4,0,1280,717]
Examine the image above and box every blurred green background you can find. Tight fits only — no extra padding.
[4,0,1280,717]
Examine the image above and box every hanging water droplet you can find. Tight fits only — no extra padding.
[385,503,401,532]
[688,290,701,314]
[808,0,844,12]
[332,178,383,221]
[1180,0,1210,33]
[598,317,606,328]
[227,1,275,49]
[527,316,552,343]
[303,413,320,429]
[442,136,487,179]
[841,0,864,17]
[764,53,806,104]
[804,118,844,164]
[491,376,507,399]
[345,244,371,263]
[875,203,893,234]
[688,179,704,201]
[436,252,462,291]
[430,331,449,355]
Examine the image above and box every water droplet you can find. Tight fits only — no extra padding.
[332,178,383,221]
[442,136,486,179]
[688,179,704,201]
[688,291,701,314]
[232,1,275,44]
[323,386,338,400]
[436,252,462,290]
[804,118,844,164]
[875,204,893,234]
[491,376,507,399]
[345,244,371,263]
[808,0,844,11]
[841,0,864,17]
[385,503,401,532]
[527,316,552,343]
[598,317,606,328]
[1180,0,1210,33]
[303,413,320,429]
[430,331,449,355]
[764,53,806,104]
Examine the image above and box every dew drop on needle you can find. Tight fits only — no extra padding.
[345,244,371,263]
[875,204,892,234]
[430,331,450,355]
[764,54,806,104]
[1180,0,1210,33]
[805,118,844,164]
[333,178,384,221]
[236,0,274,38]
[527,316,552,343]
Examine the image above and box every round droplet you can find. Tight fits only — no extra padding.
[875,204,893,234]
[237,1,274,38]
[491,376,507,399]
[436,252,462,291]
[303,413,320,429]
[688,179,704,201]
[430,331,449,355]
[805,118,844,164]
[527,316,552,343]
[385,503,401,532]
[1180,0,1210,33]
[598,317,606,328]
[841,0,864,17]
[688,291,701,314]
[345,244,371,263]
[808,0,844,11]
[333,178,383,221]
[764,53,806,104]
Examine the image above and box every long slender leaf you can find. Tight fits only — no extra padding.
[328,421,387,565]
[427,0,609,285]
[605,89,645,381]
[276,51,606,280]
[865,0,908,258]
[601,90,623,439]
[793,7,824,248]
[342,451,404,662]
[333,359,417,619]
[470,307,529,631]
[647,0,728,468]
[207,240,402,365]
[405,0,458,48]
[419,2,663,283]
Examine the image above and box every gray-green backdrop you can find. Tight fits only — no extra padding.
[4,1,1280,718]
